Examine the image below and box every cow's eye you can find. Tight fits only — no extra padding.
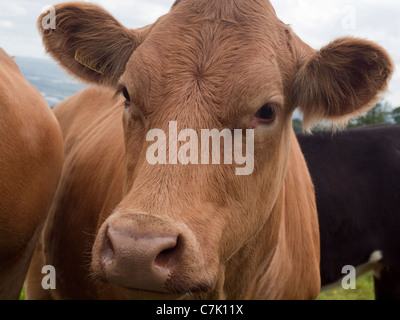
[254,104,276,125]
[122,87,130,102]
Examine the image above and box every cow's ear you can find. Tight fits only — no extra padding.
[38,3,141,87]
[292,37,393,129]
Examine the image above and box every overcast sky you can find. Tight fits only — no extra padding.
[1,0,399,107]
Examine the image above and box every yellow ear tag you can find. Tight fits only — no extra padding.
[74,49,103,75]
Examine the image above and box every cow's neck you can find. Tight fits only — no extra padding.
[212,131,321,299]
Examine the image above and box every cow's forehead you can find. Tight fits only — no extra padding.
[123,42,284,126]
[126,0,288,80]
[170,0,278,22]
[122,1,289,117]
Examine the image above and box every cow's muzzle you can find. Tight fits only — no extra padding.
[91,213,216,296]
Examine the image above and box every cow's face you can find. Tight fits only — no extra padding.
[110,1,299,297]
[39,0,392,298]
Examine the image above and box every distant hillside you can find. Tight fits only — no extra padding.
[14,56,85,108]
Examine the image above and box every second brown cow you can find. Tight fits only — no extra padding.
[0,48,63,300]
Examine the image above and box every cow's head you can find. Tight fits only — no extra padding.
[39,0,393,298]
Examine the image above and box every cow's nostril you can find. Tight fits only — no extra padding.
[154,236,180,270]
[101,232,115,266]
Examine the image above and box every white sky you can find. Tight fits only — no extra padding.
[0,0,399,107]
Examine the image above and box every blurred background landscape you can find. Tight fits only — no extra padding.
[14,56,84,108]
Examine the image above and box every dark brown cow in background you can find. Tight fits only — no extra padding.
[298,125,400,300]
[0,48,64,300]
[26,0,392,300]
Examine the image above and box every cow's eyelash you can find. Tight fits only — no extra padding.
[115,85,131,100]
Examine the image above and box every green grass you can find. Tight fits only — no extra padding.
[19,287,25,300]
[317,272,375,300]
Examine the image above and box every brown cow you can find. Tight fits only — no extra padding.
[0,48,63,300]
[26,1,393,300]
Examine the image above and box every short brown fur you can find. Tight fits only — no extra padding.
[0,48,64,300]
